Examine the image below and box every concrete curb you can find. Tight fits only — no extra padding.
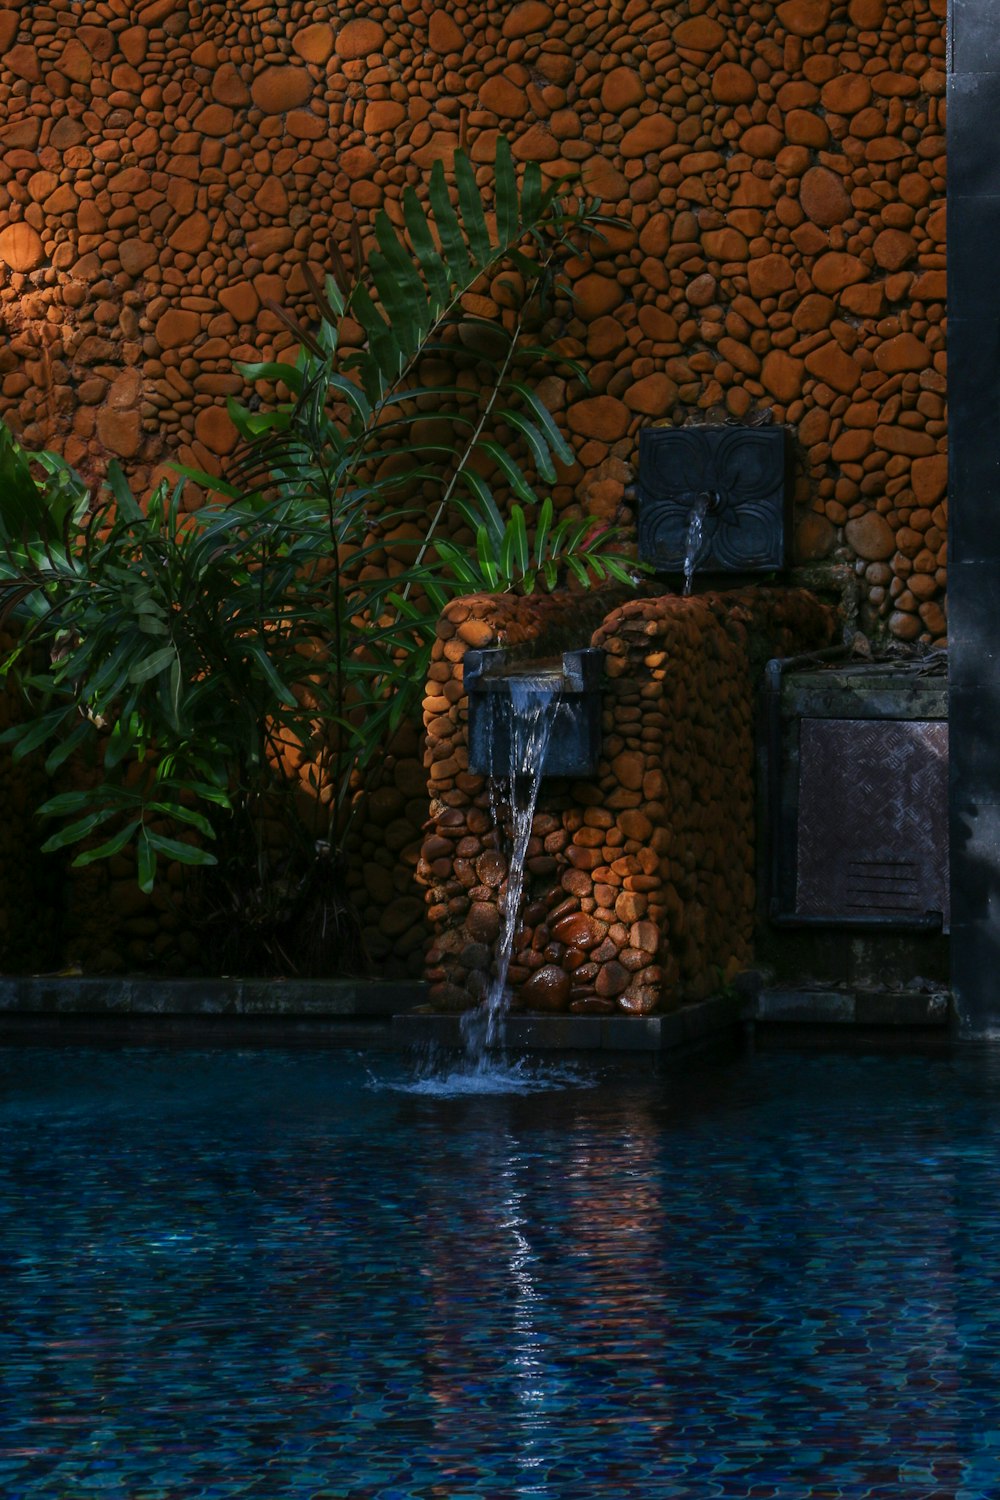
[0,980,740,1055]
[0,979,952,1051]
[0,976,427,1017]
[748,987,951,1027]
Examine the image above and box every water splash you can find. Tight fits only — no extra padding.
[682,490,715,597]
[376,1053,590,1097]
[460,677,562,1063]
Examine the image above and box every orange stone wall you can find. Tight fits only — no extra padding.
[0,1,947,975]
[0,0,947,647]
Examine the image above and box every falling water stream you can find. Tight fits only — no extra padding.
[682,491,714,596]
[460,676,562,1065]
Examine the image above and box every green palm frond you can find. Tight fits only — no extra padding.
[434,499,642,597]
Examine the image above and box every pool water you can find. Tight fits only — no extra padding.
[2,1045,999,1499]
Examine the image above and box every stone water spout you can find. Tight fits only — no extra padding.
[636,424,787,580]
[465,647,604,781]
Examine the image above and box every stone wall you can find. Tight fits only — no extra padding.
[0,0,946,973]
[53,721,433,978]
[342,719,436,980]
[0,0,946,642]
[419,587,836,1015]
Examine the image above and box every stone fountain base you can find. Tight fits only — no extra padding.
[418,585,837,1020]
[393,992,740,1054]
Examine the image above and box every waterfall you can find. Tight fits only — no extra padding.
[461,677,562,1063]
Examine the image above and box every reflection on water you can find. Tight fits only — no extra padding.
[1,1046,1000,1496]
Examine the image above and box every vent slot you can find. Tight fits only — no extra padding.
[844,860,922,913]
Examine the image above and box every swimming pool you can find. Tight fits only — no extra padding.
[0,1044,996,1498]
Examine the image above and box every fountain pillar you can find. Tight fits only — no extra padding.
[417,587,836,1020]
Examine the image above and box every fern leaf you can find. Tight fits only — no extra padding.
[327,237,355,299]
[533,496,554,566]
[520,159,543,227]
[601,555,642,585]
[261,299,327,360]
[494,135,519,247]
[510,381,574,467]
[302,264,345,328]
[500,520,516,583]
[401,187,451,314]
[509,504,530,577]
[455,150,494,268]
[519,345,590,385]
[475,440,537,504]
[371,208,430,350]
[326,372,372,426]
[428,157,473,289]
[475,526,501,589]
[433,540,483,591]
[503,411,558,485]
[453,471,505,550]
[351,285,406,400]
[368,251,423,362]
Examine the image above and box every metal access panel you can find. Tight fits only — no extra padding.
[795,718,949,924]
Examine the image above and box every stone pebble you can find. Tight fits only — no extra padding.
[417,586,835,1017]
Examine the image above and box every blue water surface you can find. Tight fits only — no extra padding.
[1,1043,998,1498]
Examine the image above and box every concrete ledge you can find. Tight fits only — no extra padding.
[0,979,950,1045]
[749,987,951,1027]
[0,1014,403,1048]
[393,994,740,1054]
[0,976,427,1018]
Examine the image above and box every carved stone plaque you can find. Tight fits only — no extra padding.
[636,424,786,574]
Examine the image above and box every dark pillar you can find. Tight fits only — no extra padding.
[949,1,1000,1035]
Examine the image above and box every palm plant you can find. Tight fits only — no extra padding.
[208,140,637,835]
[0,140,638,974]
